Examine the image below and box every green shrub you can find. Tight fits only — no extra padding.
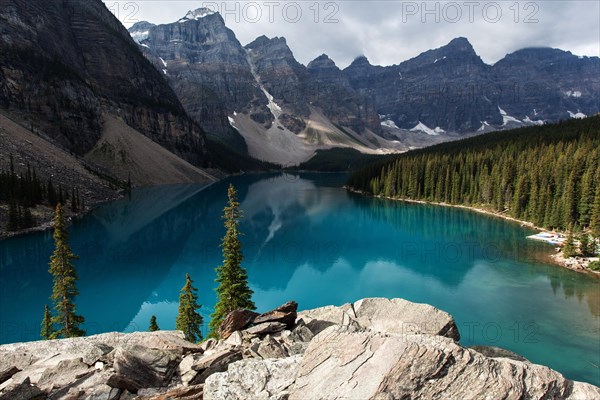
[589,261,600,271]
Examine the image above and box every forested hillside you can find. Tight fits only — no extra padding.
[348,116,600,233]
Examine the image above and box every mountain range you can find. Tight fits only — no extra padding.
[0,0,598,195]
[129,8,599,164]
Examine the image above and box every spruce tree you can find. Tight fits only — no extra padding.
[48,204,85,338]
[579,233,595,257]
[209,185,255,338]
[149,315,159,332]
[562,229,577,258]
[40,304,54,340]
[591,183,600,237]
[175,274,203,342]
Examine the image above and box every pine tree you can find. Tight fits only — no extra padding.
[48,204,85,338]
[149,315,159,332]
[175,273,203,342]
[40,304,54,340]
[209,185,255,338]
[579,233,595,257]
[591,183,600,237]
[562,229,577,258]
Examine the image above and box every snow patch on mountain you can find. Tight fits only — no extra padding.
[568,110,586,119]
[565,90,582,98]
[523,116,544,125]
[498,106,522,125]
[411,122,442,136]
[434,56,447,64]
[261,88,282,119]
[478,121,493,132]
[228,116,238,130]
[381,120,399,129]
[130,30,149,44]
[178,8,215,23]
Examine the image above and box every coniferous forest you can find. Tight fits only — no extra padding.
[348,116,600,234]
[0,156,83,231]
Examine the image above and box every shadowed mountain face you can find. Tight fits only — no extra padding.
[0,0,208,167]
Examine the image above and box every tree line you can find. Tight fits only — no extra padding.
[348,116,600,252]
[1,156,83,231]
[41,184,254,343]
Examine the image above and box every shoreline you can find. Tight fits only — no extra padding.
[346,186,600,277]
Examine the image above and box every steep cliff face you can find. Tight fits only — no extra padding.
[306,54,381,134]
[343,38,600,133]
[0,0,209,167]
[492,48,600,122]
[129,13,388,163]
[130,10,261,141]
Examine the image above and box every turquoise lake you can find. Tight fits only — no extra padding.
[0,173,598,385]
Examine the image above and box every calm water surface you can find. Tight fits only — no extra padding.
[0,173,598,385]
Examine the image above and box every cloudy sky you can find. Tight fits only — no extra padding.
[104,1,600,68]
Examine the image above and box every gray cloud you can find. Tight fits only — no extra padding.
[104,1,600,67]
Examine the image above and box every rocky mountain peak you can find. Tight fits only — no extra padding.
[129,21,156,31]
[307,54,338,70]
[246,35,288,51]
[177,7,218,23]
[499,47,580,64]
[349,55,372,67]
[445,36,475,52]
[129,21,155,43]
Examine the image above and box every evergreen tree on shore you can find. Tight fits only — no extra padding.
[579,233,595,257]
[40,304,54,340]
[562,229,577,258]
[175,274,203,342]
[209,184,255,338]
[48,204,85,338]
[591,183,600,237]
[149,315,160,332]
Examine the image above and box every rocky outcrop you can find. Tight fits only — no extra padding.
[289,327,598,400]
[218,310,259,340]
[204,356,301,400]
[0,331,202,399]
[206,298,598,400]
[298,297,460,340]
[252,301,298,328]
[1,299,598,400]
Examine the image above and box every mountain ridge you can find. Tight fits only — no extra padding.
[129,8,599,164]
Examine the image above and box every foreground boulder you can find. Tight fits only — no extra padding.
[218,309,260,340]
[0,331,201,399]
[298,297,460,340]
[253,301,298,329]
[288,327,600,400]
[204,356,302,400]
